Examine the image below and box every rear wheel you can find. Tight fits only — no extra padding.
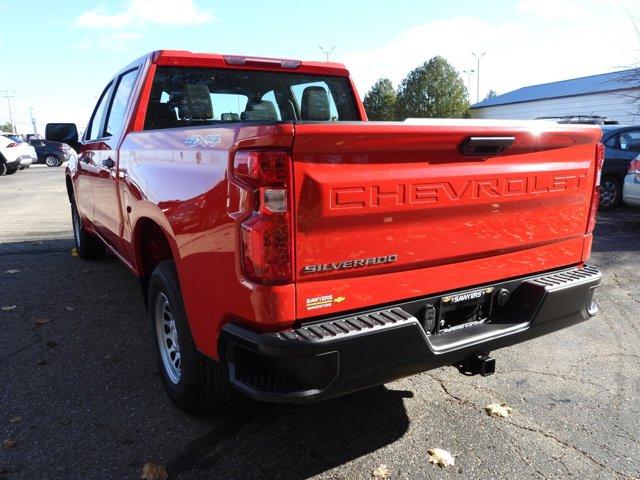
[148,260,230,413]
[71,202,105,259]
[599,176,621,210]
[5,167,18,175]
[0,163,6,176]
[45,155,60,167]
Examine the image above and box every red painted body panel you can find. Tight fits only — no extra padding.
[66,51,602,361]
[291,122,601,319]
[117,124,297,358]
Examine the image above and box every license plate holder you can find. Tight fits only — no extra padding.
[437,287,495,334]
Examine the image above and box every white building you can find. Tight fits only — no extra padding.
[470,69,640,124]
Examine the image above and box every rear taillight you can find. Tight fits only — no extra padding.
[586,142,605,234]
[6,142,17,148]
[232,150,293,285]
[629,157,640,174]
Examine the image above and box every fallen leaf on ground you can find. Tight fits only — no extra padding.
[428,448,455,468]
[141,462,168,480]
[59,417,72,426]
[71,248,78,257]
[46,340,58,347]
[34,318,50,326]
[65,306,74,311]
[2,438,16,449]
[8,415,21,424]
[372,464,391,479]
[5,270,19,274]
[36,359,48,366]
[485,403,514,418]
[1,306,16,311]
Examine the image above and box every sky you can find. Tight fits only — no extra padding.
[0,0,639,134]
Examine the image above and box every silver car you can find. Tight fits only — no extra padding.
[622,156,640,207]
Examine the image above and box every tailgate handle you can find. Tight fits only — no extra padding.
[459,136,515,157]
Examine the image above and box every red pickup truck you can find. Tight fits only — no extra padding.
[46,50,602,413]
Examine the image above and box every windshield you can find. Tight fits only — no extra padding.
[144,66,360,130]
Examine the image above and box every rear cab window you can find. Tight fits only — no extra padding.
[143,66,360,130]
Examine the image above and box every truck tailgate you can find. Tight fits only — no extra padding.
[291,121,601,319]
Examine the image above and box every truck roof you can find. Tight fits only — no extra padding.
[149,49,351,77]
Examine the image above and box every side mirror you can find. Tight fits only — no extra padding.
[45,123,79,151]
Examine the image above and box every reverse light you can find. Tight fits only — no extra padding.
[233,150,293,285]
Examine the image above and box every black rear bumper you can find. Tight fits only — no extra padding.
[219,265,601,403]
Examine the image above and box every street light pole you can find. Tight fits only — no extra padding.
[318,45,336,61]
[1,90,16,132]
[471,52,486,103]
[463,69,476,100]
[29,107,38,136]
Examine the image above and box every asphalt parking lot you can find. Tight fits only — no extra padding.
[1,166,639,480]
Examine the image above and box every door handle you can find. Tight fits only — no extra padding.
[102,157,115,169]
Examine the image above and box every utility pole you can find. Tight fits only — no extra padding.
[1,90,16,133]
[29,107,38,136]
[463,69,476,99]
[471,52,486,103]
[318,45,336,61]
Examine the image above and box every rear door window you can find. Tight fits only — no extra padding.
[86,82,114,141]
[104,68,139,138]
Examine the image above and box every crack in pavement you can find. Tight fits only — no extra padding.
[0,339,39,366]
[426,373,630,479]
[498,368,606,388]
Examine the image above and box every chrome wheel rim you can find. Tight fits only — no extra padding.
[72,207,81,248]
[155,292,181,384]
[600,180,617,208]
[45,156,57,167]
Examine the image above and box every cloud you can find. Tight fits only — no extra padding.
[341,17,524,98]
[76,0,213,29]
[516,0,591,19]
[340,5,639,103]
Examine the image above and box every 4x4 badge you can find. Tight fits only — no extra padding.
[184,134,221,148]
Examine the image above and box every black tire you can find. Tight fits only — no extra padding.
[599,176,622,210]
[45,155,60,167]
[71,202,105,259]
[0,162,6,176]
[5,167,18,175]
[148,260,230,413]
